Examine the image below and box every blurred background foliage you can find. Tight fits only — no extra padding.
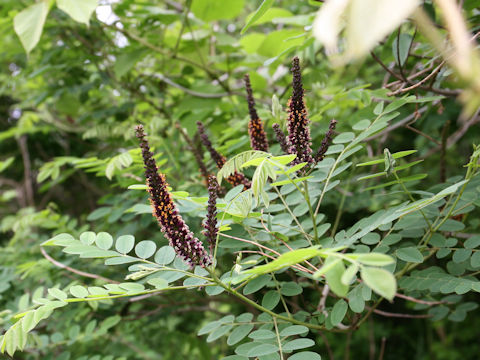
[0,0,479,359]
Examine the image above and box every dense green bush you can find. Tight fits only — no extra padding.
[1,0,479,359]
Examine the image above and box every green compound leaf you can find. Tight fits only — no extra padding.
[217,150,268,184]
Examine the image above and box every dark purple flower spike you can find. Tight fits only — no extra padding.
[315,119,338,163]
[244,74,269,152]
[203,175,219,255]
[135,125,211,267]
[272,123,290,154]
[196,121,251,189]
[286,57,314,166]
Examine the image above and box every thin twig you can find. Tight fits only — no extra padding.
[364,105,430,142]
[273,318,284,360]
[421,106,480,158]
[395,293,445,305]
[318,331,335,360]
[371,308,432,318]
[317,284,329,312]
[259,211,318,272]
[378,337,386,360]
[17,135,34,207]
[387,60,446,96]
[440,119,450,182]
[41,248,119,284]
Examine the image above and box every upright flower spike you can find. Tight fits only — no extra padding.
[196,121,251,189]
[287,57,314,165]
[244,74,269,152]
[203,175,219,255]
[135,125,211,267]
[272,123,290,154]
[315,119,338,162]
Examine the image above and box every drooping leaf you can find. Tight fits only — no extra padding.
[242,247,322,275]
[360,267,396,300]
[241,0,275,34]
[218,150,268,184]
[393,33,413,66]
[330,299,348,325]
[14,1,50,54]
[192,0,245,21]
[56,0,98,25]
[322,257,348,297]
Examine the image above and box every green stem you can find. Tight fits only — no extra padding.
[331,187,346,237]
[304,182,319,241]
[208,270,329,331]
[273,187,310,243]
[273,318,285,360]
[392,171,432,231]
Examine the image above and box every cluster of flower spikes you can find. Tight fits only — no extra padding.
[268,57,337,168]
[196,121,251,189]
[286,57,315,166]
[135,125,211,267]
[244,74,269,152]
